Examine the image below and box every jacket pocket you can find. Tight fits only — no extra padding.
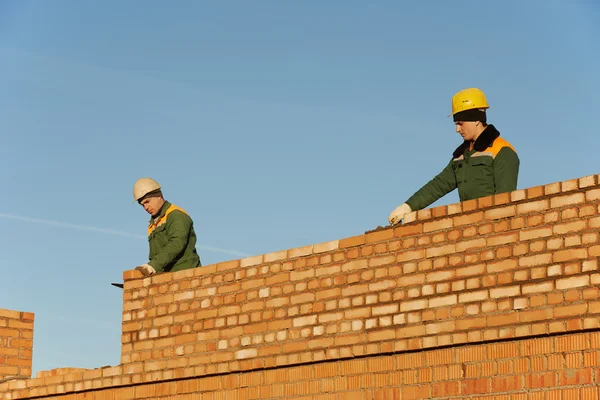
[469,157,494,182]
[149,223,167,236]
[149,224,168,250]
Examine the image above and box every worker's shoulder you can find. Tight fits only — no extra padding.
[166,204,192,219]
[489,136,516,157]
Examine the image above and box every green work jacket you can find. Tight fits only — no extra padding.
[147,201,201,273]
[405,125,520,211]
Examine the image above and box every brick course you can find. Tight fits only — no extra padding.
[1,173,600,399]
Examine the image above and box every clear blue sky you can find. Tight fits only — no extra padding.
[1,1,599,374]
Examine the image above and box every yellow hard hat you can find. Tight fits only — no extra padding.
[450,88,489,116]
[133,178,161,202]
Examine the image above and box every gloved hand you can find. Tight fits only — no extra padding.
[135,263,156,276]
[388,203,412,226]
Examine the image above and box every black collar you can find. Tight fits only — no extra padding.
[452,124,500,158]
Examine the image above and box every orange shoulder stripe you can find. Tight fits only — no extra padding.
[487,137,516,158]
[148,204,188,236]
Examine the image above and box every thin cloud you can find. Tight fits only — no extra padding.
[0,213,146,239]
[0,213,249,257]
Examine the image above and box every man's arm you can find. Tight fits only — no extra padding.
[148,211,191,272]
[405,160,458,211]
[494,147,520,194]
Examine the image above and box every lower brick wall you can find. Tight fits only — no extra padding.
[4,331,600,399]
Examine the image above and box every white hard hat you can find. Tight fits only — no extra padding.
[133,178,161,202]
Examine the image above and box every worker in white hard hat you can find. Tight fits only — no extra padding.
[132,178,201,276]
[388,88,520,225]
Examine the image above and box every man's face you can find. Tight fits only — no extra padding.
[455,121,480,141]
[139,196,165,216]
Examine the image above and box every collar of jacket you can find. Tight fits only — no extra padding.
[150,200,172,224]
[452,124,501,159]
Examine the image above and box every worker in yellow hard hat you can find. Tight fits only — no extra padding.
[132,178,201,276]
[388,88,520,225]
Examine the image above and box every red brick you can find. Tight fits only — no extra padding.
[447,229,461,241]
[484,206,516,220]
[366,229,394,244]
[522,282,554,294]
[561,178,579,191]
[554,304,588,318]
[368,255,396,268]
[558,368,593,385]
[397,249,426,262]
[556,275,590,290]
[461,199,478,212]
[550,193,585,208]
[367,329,395,342]
[553,249,587,263]
[519,253,552,267]
[217,260,240,271]
[487,312,519,327]
[511,189,526,202]
[477,196,494,209]
[397,274,425,287]
[520,227,553,241]
[431,205,448,218]
[579,175,597,188]
[459,290,488,303]
[490,286,520,299]
[447,203,462,215]
[517,200,550,215]
[526,372,557,388]
[426,270,454,283]
[456,264,485,278]
[486,233,519,247]
[553,220,587,235]
[585,188,600,202]
[526,185,544,198]
[417,208,432,221]
[492,375,523,392]
[399,299,428,312]
[462,378,491,395]
[394,223,423,238]
[545,182,561,195]
[456,238,486,252]
[487,259,517,273]
[432,381,460,397]
[453,212,484,226]
[339,235,366,249]
[424,244,455,259]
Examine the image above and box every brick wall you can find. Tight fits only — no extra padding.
[1,173,600,399]
[0,309,34,382]
[2,333,599,399]
[117,174,600,376]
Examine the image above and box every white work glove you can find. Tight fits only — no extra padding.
[388,203,412,226]
[135,263,156,277]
